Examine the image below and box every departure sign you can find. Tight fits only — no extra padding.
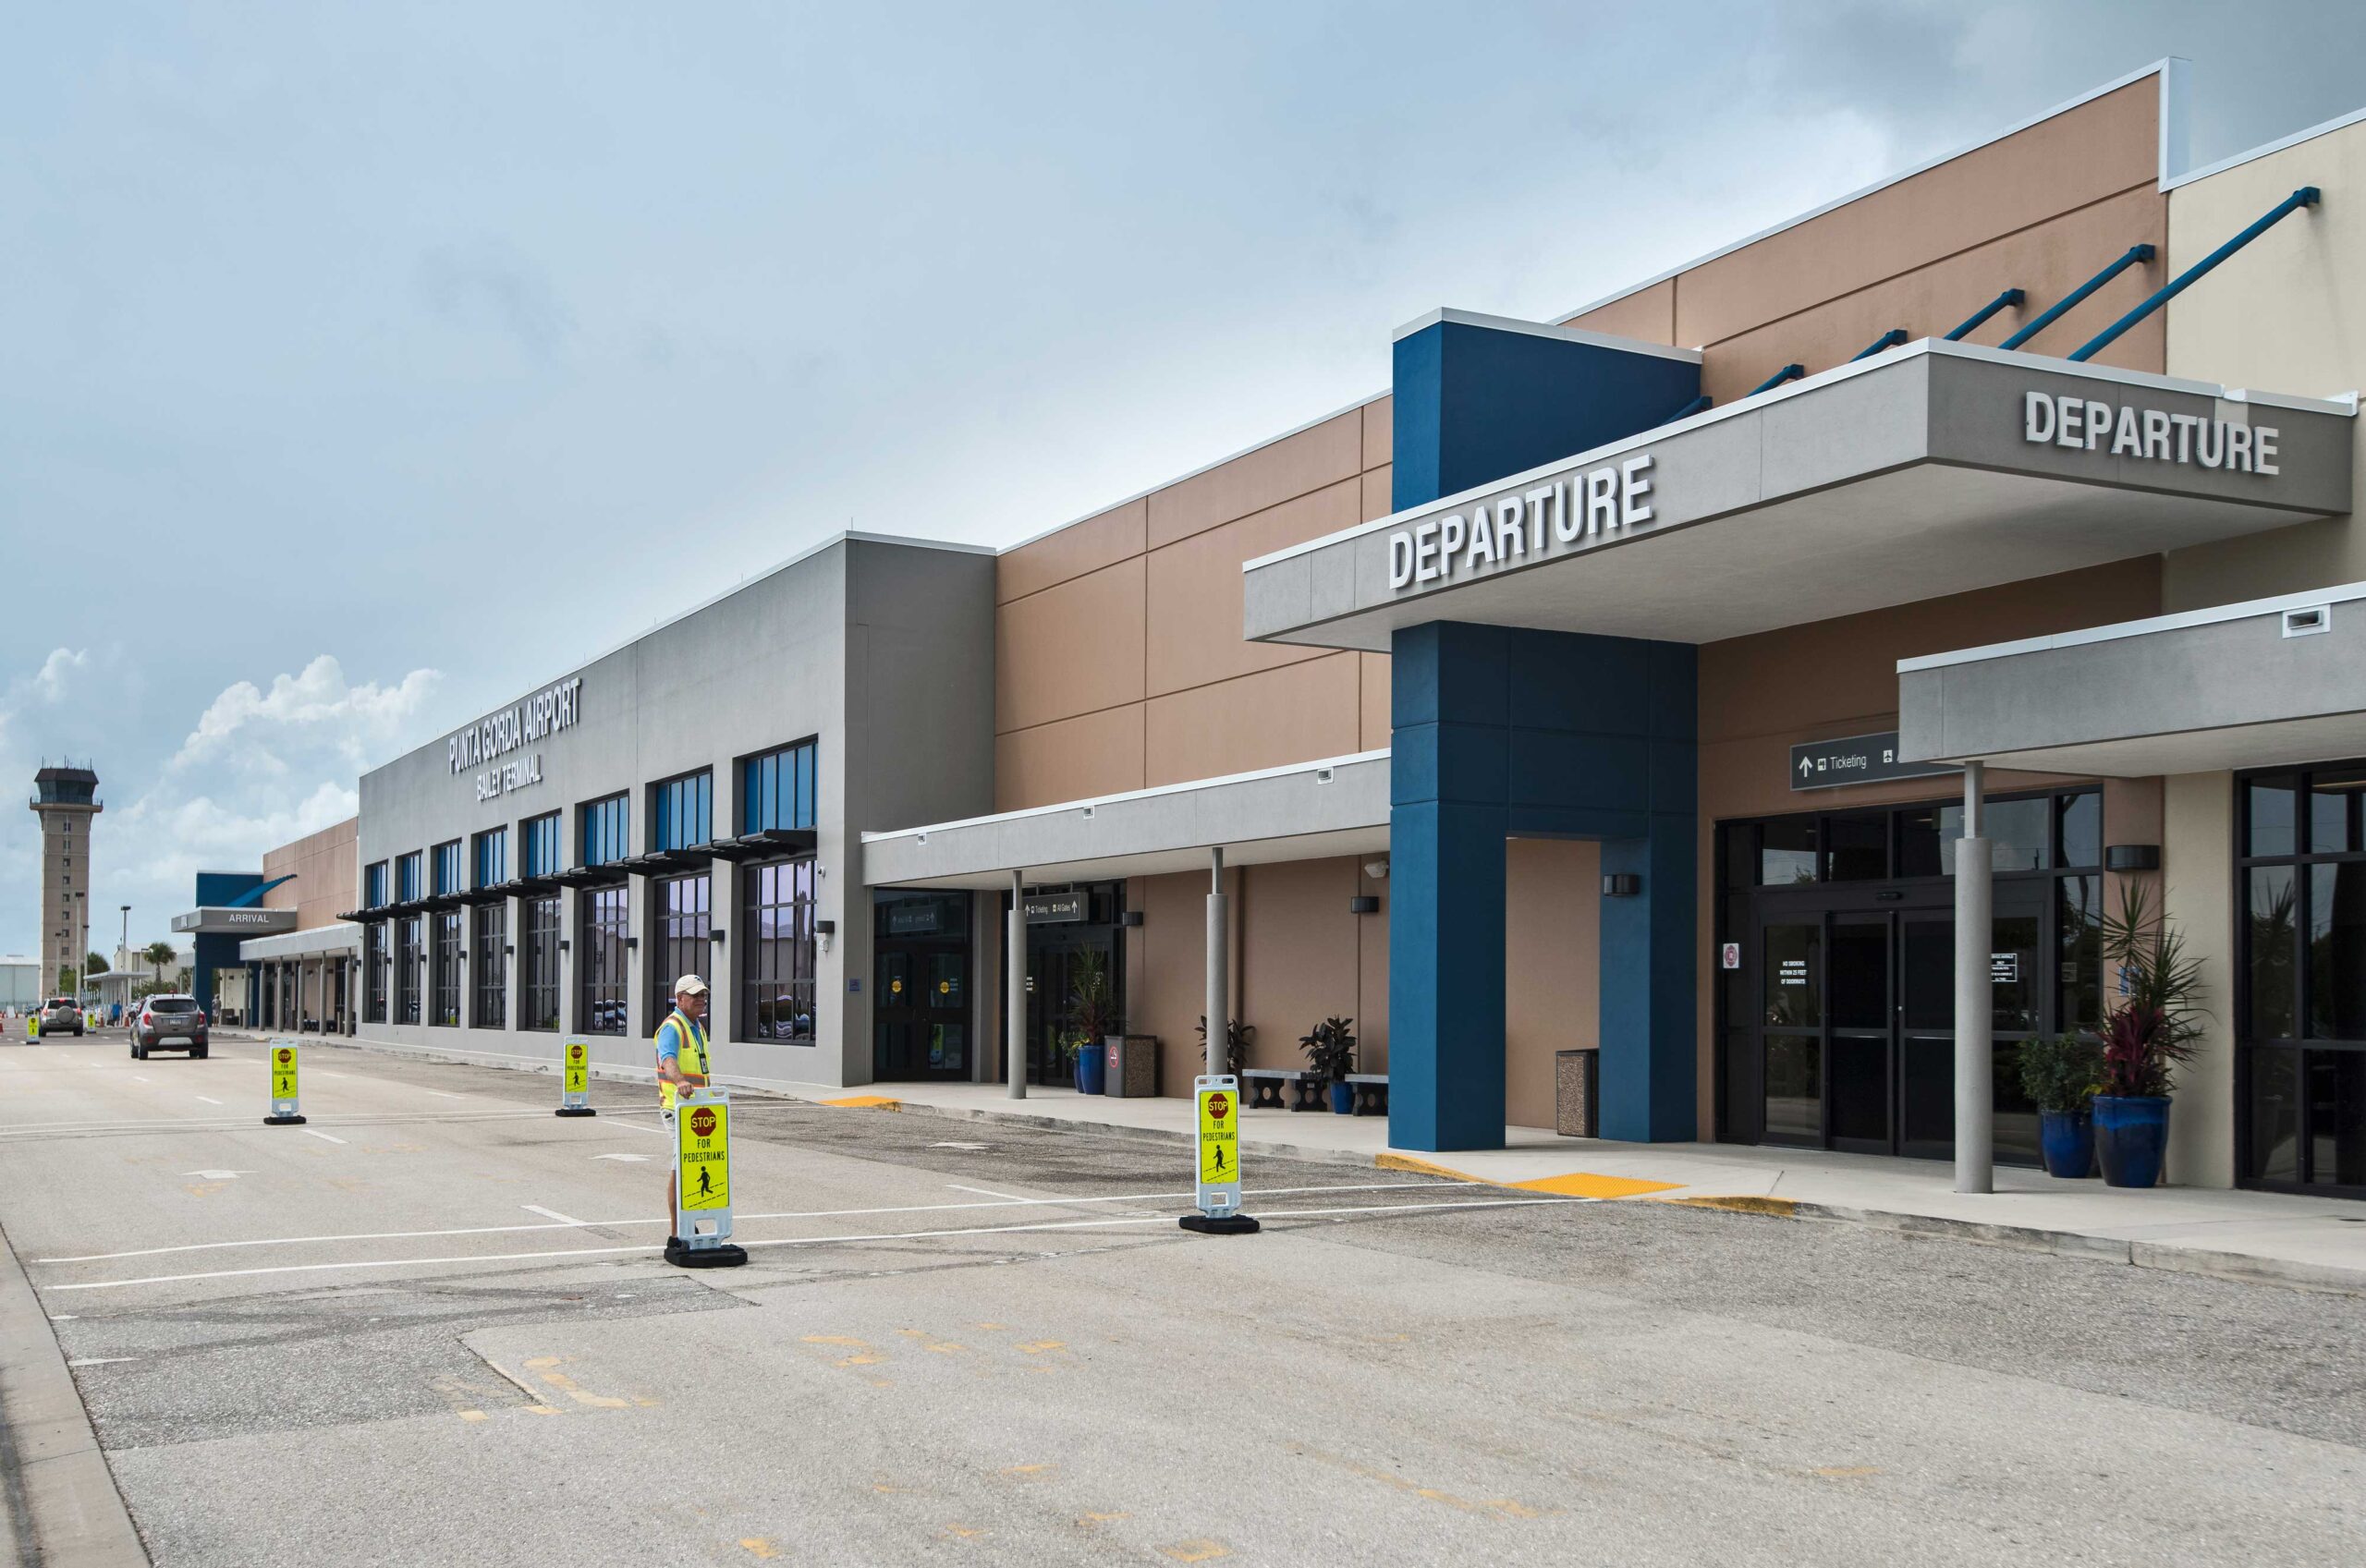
[1789,732,1959,792]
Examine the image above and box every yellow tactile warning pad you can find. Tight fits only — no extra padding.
[1375,1151,1679,1199]
[820,1095,903,1110]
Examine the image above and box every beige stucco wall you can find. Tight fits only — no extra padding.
[2162,115,2366,610]
[262,816,359,932]
[1505,837,1601,1131]
[2162,772,2238,1187]
[1566,79,2168,393]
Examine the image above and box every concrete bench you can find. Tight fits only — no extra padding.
[1346,1073,1389,1117]
[1241,1068,1323,1112]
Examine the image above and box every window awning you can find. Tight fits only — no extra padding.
[861,753,1389,890]
[238,923,364,962]
[1242,341,2354,651]
[1898,582,2366,777]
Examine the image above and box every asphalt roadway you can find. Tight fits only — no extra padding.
[1,1031,2362,1566]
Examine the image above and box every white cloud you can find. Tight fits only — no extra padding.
[172,654,439,772]
[31,647,87,703]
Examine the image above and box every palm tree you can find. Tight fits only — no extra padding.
[142,941,177,993]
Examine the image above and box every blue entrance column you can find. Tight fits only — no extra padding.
[1389,622,1696,1150]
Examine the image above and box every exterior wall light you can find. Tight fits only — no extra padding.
[1348,895,1381,915]
[1120,911,1144,928]
[710,928,727,943]
[1602,873,1642,897]
[624,936,639,950]
[2105,845,2162,871]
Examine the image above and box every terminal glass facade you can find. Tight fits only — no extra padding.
[581,795,628,868]
[473,826,506,888]
[431,910,461,1027]
[2238,763,2366,1196]
[1719,789,2103,1164]
[740,741,816,833]
[396,915,421,1026]
[472,903,506,1028]
[521,812,560,880]
[579,885,628,1035]
[651,872,711,1021]
[743,857,816,1041]
[652,771,713,853]
[521,894,560,1032]
[364,922,387,1023]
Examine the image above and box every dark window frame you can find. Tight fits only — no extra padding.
[471,901,506,1028]
[650,871,712,1022]
[430,910,462,1027]
[738,739,819,835]
[395,916,422,1026]
[364,922,389,1023]
[651,770,714,853]
[473,826,508,890]
[2234,760,2366,1197]
[432,840,463,898]
[739,857,817,1043]
[580,794,629,868]
[521,812,562,880]
[521,894,561,1032]
[578,885,628,1035]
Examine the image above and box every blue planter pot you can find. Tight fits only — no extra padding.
[2092,1095,2170,1188]
[1073,1045,1106,1096]
[1329,1081,1354,1115]
[2038,1108,2095,1179]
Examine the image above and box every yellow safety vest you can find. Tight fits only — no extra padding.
[655,1009,710,1110]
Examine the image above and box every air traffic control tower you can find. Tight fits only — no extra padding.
[30,765,100,1000]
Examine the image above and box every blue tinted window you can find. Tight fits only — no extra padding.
[740,741,818,833]
[521,812,560,878]
[473,827,507,888]
[652,771,713,851]
[397,852,421,902]
[433,841,463,895]
[365,862,387,907]
[580,795,628,866]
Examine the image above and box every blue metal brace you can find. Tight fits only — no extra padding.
[1670,394,1714,419]
[2069,188,2322,362]
[1943,288,2026,342]
[1849,329,1909,362]
[1749,363,1805,396]
[1998,244,2153,350]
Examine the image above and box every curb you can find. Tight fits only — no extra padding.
[0,1215,149,1566]
[1666,1193,2366,1297]
[281,1033,2366,1298]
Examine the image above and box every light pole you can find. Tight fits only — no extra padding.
[119,906,130,1019]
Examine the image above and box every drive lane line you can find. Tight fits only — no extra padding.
[39,1197,1583,1292]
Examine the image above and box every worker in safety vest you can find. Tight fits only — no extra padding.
[654,974,713,1258]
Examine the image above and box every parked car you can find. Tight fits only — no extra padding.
[131,995,210,1060]
[39,997,84,1036]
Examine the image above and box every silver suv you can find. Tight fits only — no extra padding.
[132,995,210,1059]
[39,997,83,1036]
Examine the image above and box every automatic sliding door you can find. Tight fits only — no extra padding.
[1828,915,1892,1153]
[1898,912,1956,1160]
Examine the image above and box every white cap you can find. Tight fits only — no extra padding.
[673,974,709,997]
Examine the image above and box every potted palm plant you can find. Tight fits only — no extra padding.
[1299,1015,1357,1113]
[1066,951,1116,1095]
[1195,1015,1253,1083]
[2018,1031,2104,1178]
[2092,882,2206,1188]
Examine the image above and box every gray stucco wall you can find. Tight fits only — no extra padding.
[352,534,995,1091]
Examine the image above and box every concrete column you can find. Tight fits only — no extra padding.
[1955,760,1994,1196]
[1206,848,1228,1078]
[1006,869,1026,1100]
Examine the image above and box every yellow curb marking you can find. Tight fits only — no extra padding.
[1015,1340,1067,1355]
[739,1539,786,1559]
[1158,1542,1230,1562]
[821,1095,901,1110]
[1375,1151,1677,1199]
[803,1335,870,1346]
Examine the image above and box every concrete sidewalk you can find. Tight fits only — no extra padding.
[799,1078,2366,1295]
[226,1030,2366,1295]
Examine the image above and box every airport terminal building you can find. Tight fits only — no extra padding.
[230,64,2366,1197]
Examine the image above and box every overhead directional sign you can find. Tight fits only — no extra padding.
[1789,731,1960,792]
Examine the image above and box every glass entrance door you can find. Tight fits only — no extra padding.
[874,944,970,1080]
[1756,887,2045,1160]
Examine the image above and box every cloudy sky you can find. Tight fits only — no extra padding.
[5,1,2365,956]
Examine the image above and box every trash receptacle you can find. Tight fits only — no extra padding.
[1555,1048,1599,1138]
[1104,1034,1159,1098]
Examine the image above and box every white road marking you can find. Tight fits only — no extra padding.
[194,1096,224,1106]
[42,1197,1584,1292]
[184,1170,250,1180]
[591,1152,651,1162]
[522,1204,585,1226]
[30,1183,1453,1265]
[930,1141,990,1150]
[948,1183,1031,1202]
[300,1129,348,1145]
[67,1357,136,1367]
[130,1075,150,1082]
[423,1090,464,1099]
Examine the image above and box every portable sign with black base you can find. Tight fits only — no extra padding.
[555,1037,596,1117]
[264,1040,306,1125]
[1179,1074,1259,1234]
[666,1086,746,1268]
